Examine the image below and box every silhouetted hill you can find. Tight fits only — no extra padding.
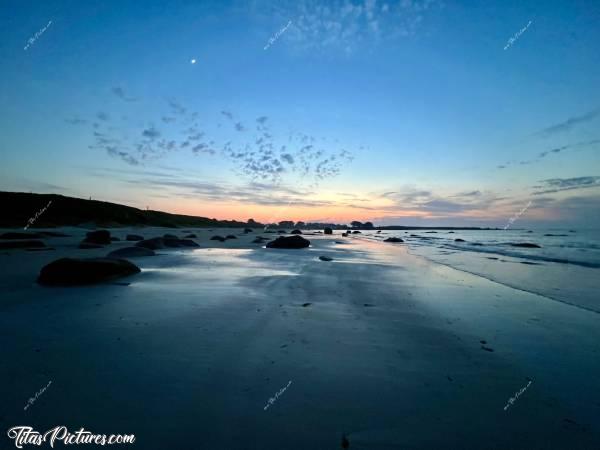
[0,192,257,228]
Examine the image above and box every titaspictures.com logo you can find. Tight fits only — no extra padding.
[6,426,135,448]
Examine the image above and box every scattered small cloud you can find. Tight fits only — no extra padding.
[535,108,600,137]
[111,87,137,102]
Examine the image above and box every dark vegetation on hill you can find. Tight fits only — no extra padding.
[0,192,253,228]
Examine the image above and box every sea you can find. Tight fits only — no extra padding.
[361,228,600,314]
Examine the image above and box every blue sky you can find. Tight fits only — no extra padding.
[1,0,599,227]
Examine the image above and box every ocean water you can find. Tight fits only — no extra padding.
[362,229,600,314]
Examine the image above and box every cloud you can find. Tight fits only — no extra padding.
[538,139,600,158]
[533,176,600,195]
[535,108,600,136]
[168,100,186,115]
[104,146,140,166]
[235,122,245,132]
[161,116,176,123]
[142,127,161,139]
[221,110,233,120]
[96,112,109,121]
[111,87,137,102]
[64,117,87,125]
[263,0,439,53]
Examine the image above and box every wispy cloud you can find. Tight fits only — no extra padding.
[535,108,600,136]
[533,176,600,195]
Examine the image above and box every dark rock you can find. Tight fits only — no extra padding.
[454,238,466,242]
[319,255,333,261]
[291,229,302,234]
[110,237,120,241]
[448,231,455,234]
[107,247,155,258]
[470,242,483,246]
[544,234,567,237]
[324,227,333,235]
[569,230,576,233]
[244,228,253,233]
[425,231,437,233]
[264,230,276,233]
[302,303,312,307]
[410,234,420,237]
[352,230,361,234]
[164,234,178,239]
[0,232,44,239]
[266,235,310,249]
[126,234,144,241]
[225,235,237,239]
[0,240,46,249]
[384,237,404,243]
[481,345,494,352]
[342,233,349,237]
[510,243,541,248]
[38,257,140,286]
[277,230,287,234]
[252,237,268,244]
[78,242,104,249]
[210,235,226,242]
[341,434,350,449]
[376,230,381,233]
[164,238,199,248]
[184,233,197,238]
[84,230,111,245]
[135,237,165,249]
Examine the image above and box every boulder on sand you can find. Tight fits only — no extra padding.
[266,235,310,249]
[0,240,46,250]
[210,235,226,242]
[135,237,166,250]
[454,238,465,242]
[38,257,140,286]
[225,235,237,240]
[324,227,333,235]
[291,229,302,234]
[277,230,287,234]
[352,230,361,234]
[126,234,144,241]
[384,237,404,243]
[244,228,253,233]
[107,247,155,258]
[83,230,111,245]
[510,242,541,248]
[164,238,199,248]
[319,255,333,261]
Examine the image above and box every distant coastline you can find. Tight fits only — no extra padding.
[0,191,498,230]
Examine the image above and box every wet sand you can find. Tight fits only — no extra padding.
[1,227,599,449]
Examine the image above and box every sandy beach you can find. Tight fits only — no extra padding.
[1,227,599,449]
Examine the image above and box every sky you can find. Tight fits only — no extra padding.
[1,0,599,228]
